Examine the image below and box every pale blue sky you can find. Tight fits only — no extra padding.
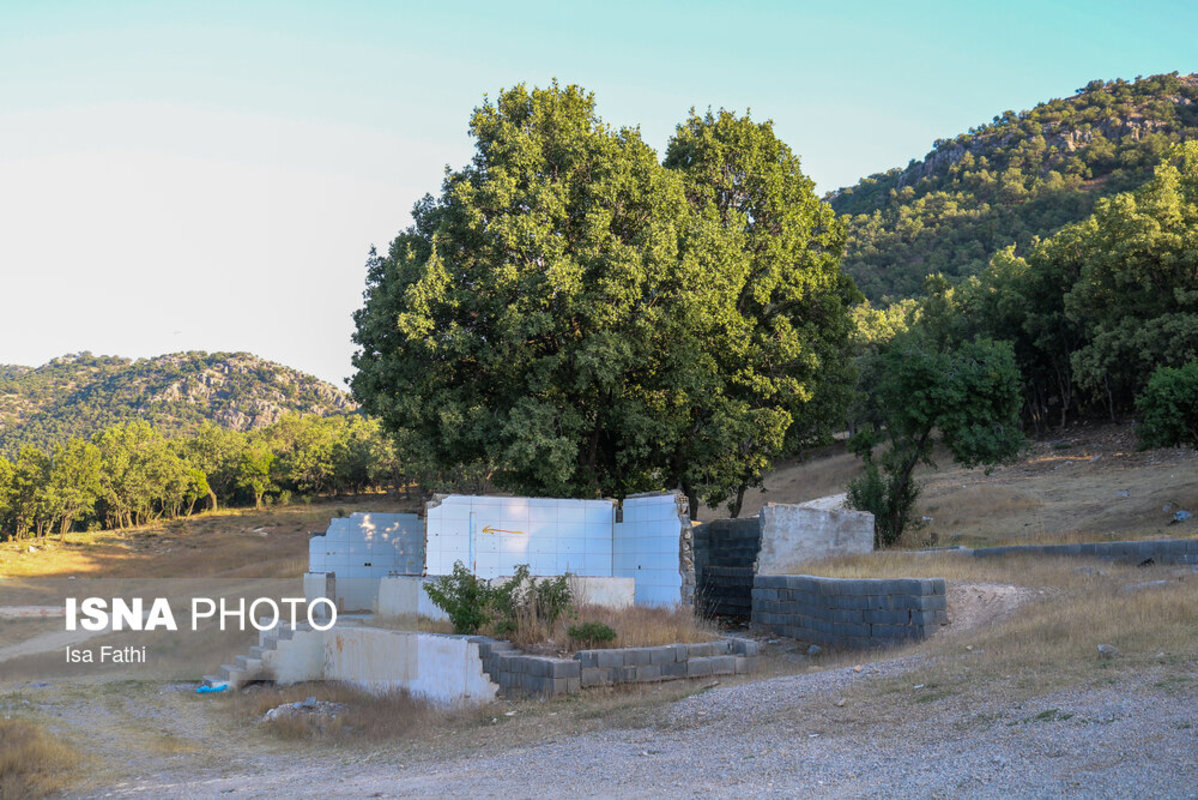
[2,1,1195,386]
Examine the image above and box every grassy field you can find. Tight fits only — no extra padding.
[0,424,1194,796]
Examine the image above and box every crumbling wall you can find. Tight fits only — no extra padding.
[756,502,873,574]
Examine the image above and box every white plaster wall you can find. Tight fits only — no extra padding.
[613,493,687,606]
[322,628,497,706]
[756,503,874,574]
[425,495,614,578]
[308,512,424,578]
[258,628,326,685]
[377,576,449,621]
[568,576,635,609]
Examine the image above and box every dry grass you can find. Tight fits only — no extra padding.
[0,497,419,580]
[230,682,469,742]
[543,604,719,651]
[804,549,1198,704]
[0,717,81,798]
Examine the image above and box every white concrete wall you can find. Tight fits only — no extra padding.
[613,493,688,606]
[567,576,635,609]
[322,628,497,706]
[756,502,874,574]
[425,495,614,578]
[308,512,424,578]
[376,576,449,620]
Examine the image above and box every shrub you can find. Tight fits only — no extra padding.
[423,561,574,638]
[567,621,617,649]
[1136,361,1198,449]
[423,562,492,634]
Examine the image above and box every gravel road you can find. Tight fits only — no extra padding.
[91,654,1197,799]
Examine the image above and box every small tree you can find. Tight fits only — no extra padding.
[1136,361,1198,449]
[848,336,1024,546]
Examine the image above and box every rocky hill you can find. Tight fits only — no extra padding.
[0,351,355,455]
[831,72,1198,300]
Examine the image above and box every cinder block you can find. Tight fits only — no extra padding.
[577,650,599,669]
[626,648,652,667]
[708,655,737,674]
[565,676,581,694]
[649,646,676,665]
[662,661,687,678]
[596,650,624,669]
[734,656,755,675]
[835,622,871,639]
[549,659,580,679]
[635,664,662,682]
[617,666,638,683]
[828,608,864,624]
[686,657,714,677]
[581,667,609,687]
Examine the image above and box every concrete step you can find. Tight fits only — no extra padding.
[248,645,265,659]
[218,664,239,681]
[202,674,226,688]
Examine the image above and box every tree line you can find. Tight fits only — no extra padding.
[0,413,404,541]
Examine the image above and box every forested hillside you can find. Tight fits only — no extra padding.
[832,72,1198,299]
[0,351,354,456]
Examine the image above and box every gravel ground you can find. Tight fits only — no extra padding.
[89,654,1197,799]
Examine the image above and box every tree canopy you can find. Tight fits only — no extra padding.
[351,83,857,514]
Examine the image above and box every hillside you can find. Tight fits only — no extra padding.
[0,351,355,455]
[831,72,1198,300]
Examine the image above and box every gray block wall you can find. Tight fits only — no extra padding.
[470,636,759,698]
[752,574,947,649]
[966,538,1198,566]
[694,517,762,617]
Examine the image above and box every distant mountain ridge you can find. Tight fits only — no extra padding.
[0,351,355,455]
[831,72,1198,300]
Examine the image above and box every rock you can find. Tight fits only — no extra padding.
[1097,644,1119,659]
[807,645,822,657]
[835,698,846,707]
[1172,510,1192,523]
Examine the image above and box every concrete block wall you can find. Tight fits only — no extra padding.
[966,538,1198,566]
[426,495,615,578]
[308,512,424,578]
[752,574,947,649]
[614,492,693,606]
[694,517,762,617]
[471,636,759,698]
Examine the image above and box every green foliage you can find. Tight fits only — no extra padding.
[422,561,574,637]
[423,561,492,635]
[833,73,1198,301]
[1135,361,1198,449]
[351,83,856,515]
[567,621,617,649]
[0,351,353,457]
[922,142,1198,429]
[848,336,1024,546]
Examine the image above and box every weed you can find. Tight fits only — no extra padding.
[0,717,80,798]
[567,621,617,649]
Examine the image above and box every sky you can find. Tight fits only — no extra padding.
[2,1,1195,388]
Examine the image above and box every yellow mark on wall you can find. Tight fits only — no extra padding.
[481,525,525,536]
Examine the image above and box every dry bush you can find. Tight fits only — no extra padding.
[231,682,463,742]
[0,718,80,798]
[368,614,455,634]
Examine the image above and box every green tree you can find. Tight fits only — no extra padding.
[663,109,858,513]
[352,83,856,516]
[848,336,1024,546]
[43,438,102,538]
[1135,361,1198,449]
[237,436,276,508]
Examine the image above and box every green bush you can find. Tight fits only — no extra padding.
[567,621,617,649]
[423,562,492,634]
[423,561,574,638]
[1136,361,1198,449]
